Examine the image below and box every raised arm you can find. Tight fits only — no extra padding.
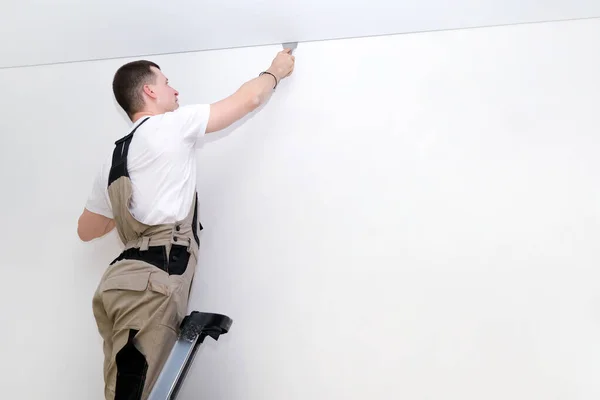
[206,48,295,134]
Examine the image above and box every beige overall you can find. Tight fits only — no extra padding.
[91,117,201,399]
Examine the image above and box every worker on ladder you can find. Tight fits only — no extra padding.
[77,49,295,399]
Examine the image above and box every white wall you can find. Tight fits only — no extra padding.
[1,18,600,399]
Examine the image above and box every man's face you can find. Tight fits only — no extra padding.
[148,66,179,113]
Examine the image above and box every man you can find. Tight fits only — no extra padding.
[78,48,295,399]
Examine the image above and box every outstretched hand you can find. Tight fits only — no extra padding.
[267,48,295,81]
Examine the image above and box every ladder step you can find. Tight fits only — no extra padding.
[148,311,233,400]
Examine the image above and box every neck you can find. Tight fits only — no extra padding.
[131,111,155,123]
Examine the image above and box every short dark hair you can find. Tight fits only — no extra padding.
[112,60,160,119]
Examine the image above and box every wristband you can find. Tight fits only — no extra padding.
[259,71,278,89]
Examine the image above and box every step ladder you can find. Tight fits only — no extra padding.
[148,311,233,399]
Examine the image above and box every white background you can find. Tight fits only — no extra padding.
[1,13,600,400]
[1,0,600,68]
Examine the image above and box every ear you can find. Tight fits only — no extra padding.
[143,84,157,99]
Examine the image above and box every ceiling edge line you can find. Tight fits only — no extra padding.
[1,15,599,71]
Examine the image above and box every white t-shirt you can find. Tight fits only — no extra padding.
[85,104,211,225]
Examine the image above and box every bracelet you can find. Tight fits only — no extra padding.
[259,71,278,89]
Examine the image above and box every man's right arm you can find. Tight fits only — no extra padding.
[78,156,115,242]
[77,209,115,242]
[206,48,295,134]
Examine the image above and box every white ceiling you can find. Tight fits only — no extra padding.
[2,0,599,69]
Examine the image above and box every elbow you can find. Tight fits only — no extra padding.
[77,225,92,242]
[240,79,266,112]
[77,215,93,242]
[246,83,266,112]
[207,88,266,134]
[76,209,114,242]
[249,95,262,112]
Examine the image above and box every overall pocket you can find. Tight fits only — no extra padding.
[101,271,152,292]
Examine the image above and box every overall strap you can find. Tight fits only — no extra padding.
[108,117,150,187]
[191,192,202,247]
